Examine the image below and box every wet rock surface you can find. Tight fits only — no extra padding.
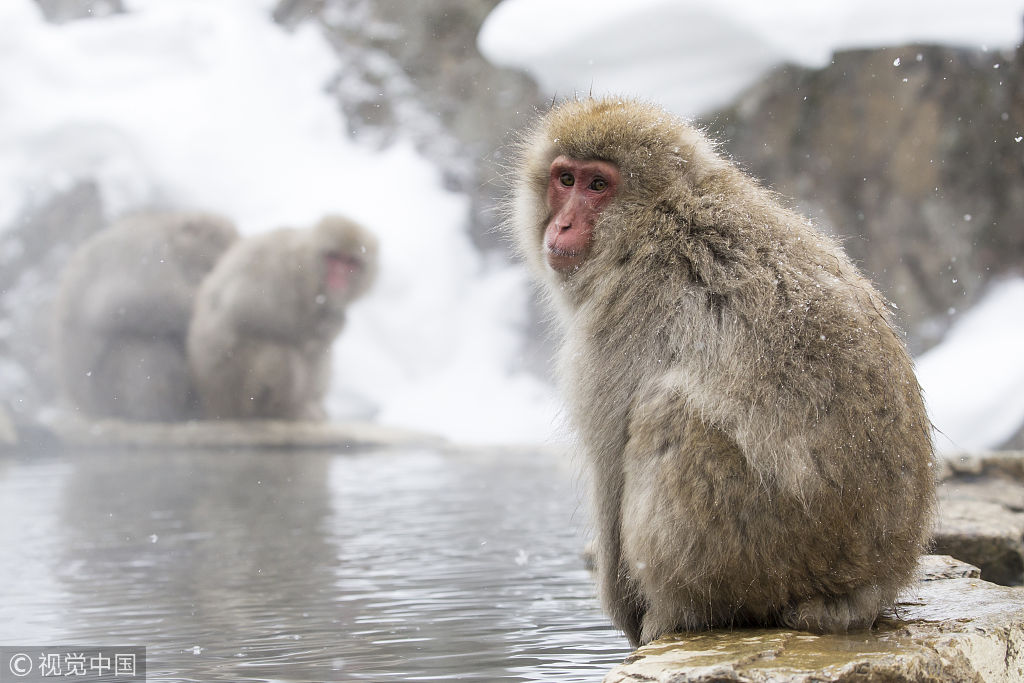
[934,499,1024,586]
[937,451,1024,586]
[605,556,1024,683]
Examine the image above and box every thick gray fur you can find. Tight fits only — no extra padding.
[510,98,936,647]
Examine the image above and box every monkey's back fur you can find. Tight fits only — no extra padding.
[54,211,239,421]
[510,98,936,647]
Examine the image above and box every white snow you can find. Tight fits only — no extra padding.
[479,0,1024,116]
[917,279,1024,454]
[0,0,560,445]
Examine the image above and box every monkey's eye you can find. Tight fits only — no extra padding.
[590,177,608,192]
[559,172,575,187]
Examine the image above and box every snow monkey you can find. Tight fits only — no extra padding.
[509,97,935,647]
[188,214,378,420]
[54,211,239,421]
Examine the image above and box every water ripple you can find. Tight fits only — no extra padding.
[0,446,630,681]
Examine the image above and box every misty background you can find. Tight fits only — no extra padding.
[2,0,1023,452]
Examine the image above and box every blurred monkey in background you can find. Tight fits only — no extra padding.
[54,211,239,421]
[188,214,378,420]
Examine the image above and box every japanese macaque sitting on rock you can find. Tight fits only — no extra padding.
[508,97,935,647]
[188,214,378,420]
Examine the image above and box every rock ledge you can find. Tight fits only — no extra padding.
[605,556,1024,683]
[31,414,445,452]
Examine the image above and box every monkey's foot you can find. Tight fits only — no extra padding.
[781,586,884,633]
[637,603,713,646]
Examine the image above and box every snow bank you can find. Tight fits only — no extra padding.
[0,0,561,445]
[917,279,1024,453]
[480,0,1024,116]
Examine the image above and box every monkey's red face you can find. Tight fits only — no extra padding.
[545,155,620,272]
[324,252,364,293]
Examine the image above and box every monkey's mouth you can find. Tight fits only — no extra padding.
[545,243,586,272]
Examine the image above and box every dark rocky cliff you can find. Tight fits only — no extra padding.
[703,42,1024,354]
